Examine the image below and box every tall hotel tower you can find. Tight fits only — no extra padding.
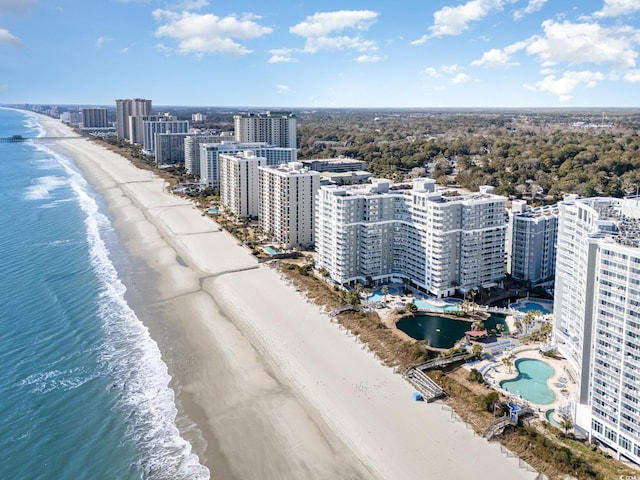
[554,195,640,463]
[258,162,320,249]
[506,200,559,284]
[233,112,297,148]
[115,98,152,142]
[315,179,506,297]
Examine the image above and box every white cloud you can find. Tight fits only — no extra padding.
[513,0,548,20]
[96,37,112,48]
[0,28,22,47]
[174,0,209,10]
[421,64,472,84]
[120,47,129,54]
[0,84,8,92]
[594,0,640,18]
[153,10,273,56]
[355,54,381,63]
[452,73,473,84]
[276,84,290,94]
[442,64,462,74]
[524,70,605,101]
[0,0,35,14]
[472,48,512,67]
[624,69,640,81]
[268,48,297,63]
[525,20,639,69]
[412,0,503,43]
[472,40,527,67]
[421,67,441,78]
[290,10,379,53]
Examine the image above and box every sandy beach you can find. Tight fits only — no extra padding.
[38,114,537,480]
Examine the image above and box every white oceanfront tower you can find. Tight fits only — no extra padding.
[258,162,320,250]
[315,178,506,297]
[554,195,640,463]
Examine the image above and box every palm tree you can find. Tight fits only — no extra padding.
[502,356,513,374]
[496,323,504,336]
[559,413,573,434]
[472,343,484,359]
[471,319,485,331]
[381,285,389,305]
[514,320,522,334]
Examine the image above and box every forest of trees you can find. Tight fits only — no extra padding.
[294,109,640,205]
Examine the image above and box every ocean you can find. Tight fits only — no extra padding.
[0,109,209,480]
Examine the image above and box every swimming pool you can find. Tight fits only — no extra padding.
[395,313,508,349]
[545,409,561,427]
[512,301,551,315]
[367,285,402,302]
[262,246,280,256]
[500,358,556,405]
[413,299,461,312]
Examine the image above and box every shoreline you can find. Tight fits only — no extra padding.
[34,113,537,480]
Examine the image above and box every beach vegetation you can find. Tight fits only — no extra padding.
[467,368,483,383]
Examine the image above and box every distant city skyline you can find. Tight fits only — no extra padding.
[1,0,639,108]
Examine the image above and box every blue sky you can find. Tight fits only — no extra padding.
[1,0,639,108]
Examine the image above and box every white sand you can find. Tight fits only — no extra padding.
[37,113,537,480]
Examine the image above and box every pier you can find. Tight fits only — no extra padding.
[0,135,83,143]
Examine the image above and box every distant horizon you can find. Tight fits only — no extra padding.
[1,1,639,108]
[5,104,640,114]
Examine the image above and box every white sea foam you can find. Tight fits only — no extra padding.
[18,367,100,394]
[38,144,210,480]
[23,175,68,200]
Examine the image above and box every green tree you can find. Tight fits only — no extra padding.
[471,343,484,359]
[381,285,389,305]
[502,356,513,374]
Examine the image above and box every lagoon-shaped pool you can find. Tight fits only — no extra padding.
[500,358,556,405]
[396,313,507,349]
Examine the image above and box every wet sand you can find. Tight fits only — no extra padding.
[38,113,537,480]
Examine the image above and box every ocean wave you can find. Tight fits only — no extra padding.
[23,175,68,201]
[18,367,101,394]
[43,145,210,480]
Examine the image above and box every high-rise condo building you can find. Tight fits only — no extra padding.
[200,142,296,188]
[81,108,108,128]
[258,163,320,249]
[553,195,640,464]
[506,200,559,284]
[234,112,297,148]
[115,98,152,141]
[219,151,266,218]
[315,179,506,297]
[184,133,233,176]
[142,117,190,154]
[155,132,190,166]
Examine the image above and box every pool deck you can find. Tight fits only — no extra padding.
[473,348,578,417]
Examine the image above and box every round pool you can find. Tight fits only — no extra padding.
[500,358,556,405]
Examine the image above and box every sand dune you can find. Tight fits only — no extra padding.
[39,114,536,480]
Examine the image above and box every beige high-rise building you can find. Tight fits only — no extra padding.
[219,151,266,218]
[233,112,297,148]
[258,162,320,250]
[115,98,152,141]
